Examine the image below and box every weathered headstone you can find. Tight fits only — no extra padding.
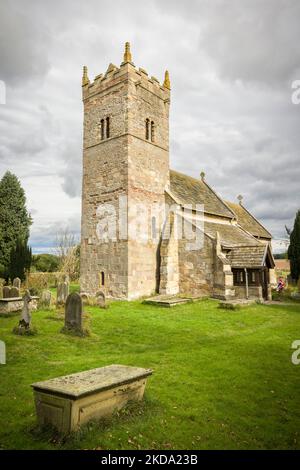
[79,292,89,305]
[96,290,106,308]
[3,286,11,299]
[64,293,82,332]
[10,286,20,298]
[0,340,5,365]
[13,290,36,335]
[20,290,32,328]
[13,277,21,289]
[41,290,52,307]
[57,281,69,305]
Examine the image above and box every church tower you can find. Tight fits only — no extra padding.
[80,43,170,299]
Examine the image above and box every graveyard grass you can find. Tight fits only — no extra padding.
[1,289,300,450]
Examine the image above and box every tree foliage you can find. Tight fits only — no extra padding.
[288,210,300,281]
[31,254,60,272]
[0,171,32,277]
[8,238,32,282]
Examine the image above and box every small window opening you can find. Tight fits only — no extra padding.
[151,121,155,142]
[106,117,110,138]
[100,271,105,287]
[100,119,105,140]
[145,119,150,140]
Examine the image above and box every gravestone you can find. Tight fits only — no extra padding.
[20,290,32,328]
[13,277,21,289]
[3,286,11,298]
[79,292,89,305]
[10,287,20,298]
[57,281,69,305]
[96,290,106,308]
[41,290,52,307]
[64,293,82,332]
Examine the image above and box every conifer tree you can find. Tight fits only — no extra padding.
[288,210,300,281]
[0,171,32,277]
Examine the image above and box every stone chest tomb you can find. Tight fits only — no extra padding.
[31,364,152,433]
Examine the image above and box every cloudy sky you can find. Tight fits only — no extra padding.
[0,0,299,253]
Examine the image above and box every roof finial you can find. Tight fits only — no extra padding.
[82,66,90,86]
[200,171,205,181]
[163,70,171,90]
[123,41,132,63]
[237,194,243,205]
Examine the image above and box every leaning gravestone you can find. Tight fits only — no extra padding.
[41,290,52,307]
[3,286,11,299]
[96,290,106,308]
[13,290,37,335]
[20,290,32,328]
[57,281,69,305]
[13,277,21,289]
[62,293,83,334]
[10,287,20,298]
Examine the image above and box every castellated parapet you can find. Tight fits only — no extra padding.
[80,43,171,299]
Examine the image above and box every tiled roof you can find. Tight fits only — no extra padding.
[202,221,273,268]
[170,170,234,219]
[227,245,267,268]
[225,201,272,239]
[203,221,259,247]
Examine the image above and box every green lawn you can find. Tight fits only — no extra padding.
[0,297,300,450]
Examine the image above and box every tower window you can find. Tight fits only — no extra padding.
[100,271,105,287]
[100,119,105,140]
[106,117,110,138]
[145,119,150,140]
[151,121,155,142]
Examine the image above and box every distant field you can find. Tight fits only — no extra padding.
[0,297,300,450]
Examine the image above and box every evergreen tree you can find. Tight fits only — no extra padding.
[8,238,32,282]
[288,210,300,281]
[0,171,32,277]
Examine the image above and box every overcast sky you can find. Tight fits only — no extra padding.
[0,0,299,253]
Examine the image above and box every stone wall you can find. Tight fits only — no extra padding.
[80,60,170,299]
[177,231,215,297]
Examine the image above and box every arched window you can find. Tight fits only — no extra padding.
[106,117,110,138]
[151,121,155,142]
[100,271,105,287]
[145,119,150,140]
[100,119,105,140]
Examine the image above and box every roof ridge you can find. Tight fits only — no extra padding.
[226,199,272,239]
[170,169,236,219]
[239,203,272,238]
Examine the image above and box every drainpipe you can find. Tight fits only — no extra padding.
[244,268,249,300]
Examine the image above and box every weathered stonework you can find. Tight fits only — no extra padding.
[80,43,274,302]
[80,47,170,299]
[31,365,152,433]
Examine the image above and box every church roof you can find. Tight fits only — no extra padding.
[203,221,259,248]
[169,170,234,219]
[203,221,275,268]
[225,201,272,239]
[227,245,268,268]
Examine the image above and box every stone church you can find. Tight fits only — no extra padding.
[80,43,275,301]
